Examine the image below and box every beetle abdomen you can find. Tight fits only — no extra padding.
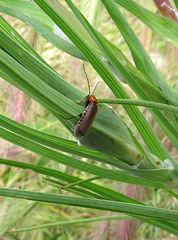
[75,101,98,137]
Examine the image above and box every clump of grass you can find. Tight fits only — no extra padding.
[0,0,177,239]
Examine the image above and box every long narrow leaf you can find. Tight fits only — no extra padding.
[0,0,84,60]
[1,120,178,188]
[0,115,106,162]
[0,188,178,224]
[1,128,163,187]
[0,160,177,233]
[0,158,160,201]
[99,99,178,114]
[102,0,178,104]
[115,0,178,47]
[11,215,134,233]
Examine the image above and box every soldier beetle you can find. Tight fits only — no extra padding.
[60,66,100,138]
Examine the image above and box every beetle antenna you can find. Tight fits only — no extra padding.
[92,81,101,95]
[83,64,90,95]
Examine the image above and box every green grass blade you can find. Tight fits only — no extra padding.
[11,215,133,232]
[101,0,178,104]
[99,99,178,114]
[99,98,178,148]
[0,48,84,120]
[0,115,106,162]
[0,18,83,101]
[0,16,47,66]
[0,0,84,60]
[0,158,159,203]
[173,0,178,8]
[115,0,178,47]
[46,180,105,199]
[1,117,178,188]
[0,188,178,224]
[0,161,176,233]
[0,187,177,235]
[0,127,163,187]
